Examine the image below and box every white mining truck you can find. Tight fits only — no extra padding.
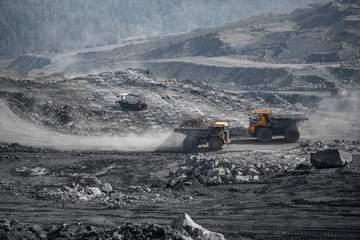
[115,93,147,110]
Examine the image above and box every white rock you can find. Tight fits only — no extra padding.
[246,167,260,176]
[235,175,252,182]
[170,213,225,240]
[101,183,113,192]
[207,168,226,177]
[87,187,102,196]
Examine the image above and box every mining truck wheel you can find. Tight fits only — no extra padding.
[257,128,273,143]
[284,127,300,143]
[183,137,199,152]
[209,137,223,151]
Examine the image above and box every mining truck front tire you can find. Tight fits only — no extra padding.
[183,137,199,152]
[257,128,273,143]
[209,137,223,151]
[284,127,300,143]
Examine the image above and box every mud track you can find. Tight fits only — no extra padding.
[1,145,360,239]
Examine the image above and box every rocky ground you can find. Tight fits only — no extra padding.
[3,68,320,152]
[0,1,359,239]
[53,0,360,93]
[0,139,359,239]
[0,69,359,239]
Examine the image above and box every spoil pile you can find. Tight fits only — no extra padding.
[297,139,360,153]
[168,139,360,188]
[0,215,182,240]
[168,154,298,187]
[8,55,51,76]
[34,182,182,207]
[0,213,225,240]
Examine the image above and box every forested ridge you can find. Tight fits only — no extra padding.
[0,0,328,58]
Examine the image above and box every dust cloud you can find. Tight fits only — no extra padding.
[298,90,360,140]
[0,98,173,151]
[52,132,173,151]
[155,132,185,152]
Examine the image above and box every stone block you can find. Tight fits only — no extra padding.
[207,168,226,177]
[311,149,352,168]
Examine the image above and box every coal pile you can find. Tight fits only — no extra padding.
[0,213,225,240]
[297,139,360,153]
[168,154,304,187]
[229,126,248,137]
[34,182,183,207]
[0,215,183,240]
[8,55,51,76]
[179,119,214,128]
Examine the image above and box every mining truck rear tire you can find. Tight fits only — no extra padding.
[257,128,273,143]
[209,137,223,151]
[284,127,300,143]
[183,137,199,152]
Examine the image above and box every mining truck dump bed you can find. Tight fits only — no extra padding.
[270,115,308,128]
[249,109,308,143]
[174,128,215,138]
[174,120,229,151]
[272,113,308,121]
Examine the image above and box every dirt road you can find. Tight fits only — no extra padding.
[0,98,171,151]
[1,143,359,239]
[0,98,310,153]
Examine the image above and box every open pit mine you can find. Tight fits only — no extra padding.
[1,0,360,239]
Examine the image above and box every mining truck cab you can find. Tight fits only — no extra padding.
[115,93,147,110]
[249,109,307,143]
[174,120,230,152]
[248,109,273,135]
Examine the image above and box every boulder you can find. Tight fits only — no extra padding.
[100,183,112,192]
[221,174,234,183]
[207,168,226,177]
[243,166,260,176]
[86,187,102,196]
[186,155,197,166]
[310,149,352,168]
[170,213,225,240]
[235,175,252,182]
[169,178,181,188]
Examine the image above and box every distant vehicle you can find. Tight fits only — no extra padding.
[249,109,308,143]
[174,120,230,151]
[115,93,147,110]
[331,88,348,97]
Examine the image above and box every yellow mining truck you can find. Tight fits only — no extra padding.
[174,120,230,151]
[249,109,308,143]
